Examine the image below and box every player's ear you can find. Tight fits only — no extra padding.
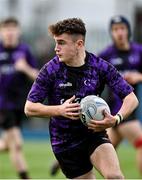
[76,39,84,48]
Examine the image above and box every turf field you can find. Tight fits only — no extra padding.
[0,140,141,179]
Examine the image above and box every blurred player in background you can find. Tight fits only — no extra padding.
[0,17,38,179]
[99,15,142,176]
[25,18,138,179]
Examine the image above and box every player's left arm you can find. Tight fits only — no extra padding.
[15,58,39,80]
[117,91,138,119]
[88,59,139,132]
[88,92,138,132]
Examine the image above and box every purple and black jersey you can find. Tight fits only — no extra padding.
[0,42,37,110]
[27,52,133,153]
[99,42,142,114]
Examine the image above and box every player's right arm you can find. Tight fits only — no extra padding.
[25,61,81,120]
[24,96,80,120]
[15,58,39,80]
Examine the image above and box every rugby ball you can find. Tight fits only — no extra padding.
[80,95,110,126]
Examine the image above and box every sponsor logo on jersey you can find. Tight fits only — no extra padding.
[59,82,72,88]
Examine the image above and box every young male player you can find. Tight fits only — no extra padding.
[99,15,142,175]
[25,18,138,179]
[0,17,38,179]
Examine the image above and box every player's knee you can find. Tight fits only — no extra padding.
[105,172,124,179]
[15,143,23,151]
[134,136,142,148]
[9,142,23,152]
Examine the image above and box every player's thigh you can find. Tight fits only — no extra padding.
[4,127,23,147]
[74,170,95,179]
[90,143,122,177]
[117,120,142,144]
[54,145,95,179]
[107,127,122,147]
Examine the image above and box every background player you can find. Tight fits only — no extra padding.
[0,17,38,179]
[99,15,142,176]
[25,18,138,179]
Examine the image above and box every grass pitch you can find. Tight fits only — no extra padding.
[0,140,141,179]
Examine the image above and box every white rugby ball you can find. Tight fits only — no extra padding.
[80,95,110,126]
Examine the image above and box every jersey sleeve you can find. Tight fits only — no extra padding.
[99,58,134,99]
[13,44,38,68]
[27,64,51,103]
[13,51,26,61]
[25,46,37,68]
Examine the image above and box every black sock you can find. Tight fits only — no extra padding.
[19,171,29,179]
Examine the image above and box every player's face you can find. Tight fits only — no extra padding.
[111,23,129,44]
[54,33,83,63]
[0,24,21,47]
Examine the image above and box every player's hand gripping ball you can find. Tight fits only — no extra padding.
[80,95,110,126]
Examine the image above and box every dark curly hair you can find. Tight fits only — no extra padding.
[48,18,86,41]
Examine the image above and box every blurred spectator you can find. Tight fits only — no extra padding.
[99,15,142,176]
[0,17,38,179]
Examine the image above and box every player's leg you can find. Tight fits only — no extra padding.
[0,111,8,151]
[0,132,8,151]
[4,126,29,179]
[117,120,142,175]
[107,127,123,148]
[49,128,123,177]
[90,143,124,179]
[2,110,30,179]
[73,170,95,179]
[54,141,96,179]
[52,157,94,179]
[50,160,60,176]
